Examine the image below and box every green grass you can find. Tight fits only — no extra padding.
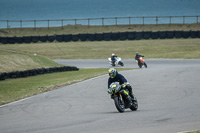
[0,24,200,37]
[0,68,133,105]
[0,39,200,60]
[0,54,63,73]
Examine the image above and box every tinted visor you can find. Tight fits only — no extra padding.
[109,72,114,77]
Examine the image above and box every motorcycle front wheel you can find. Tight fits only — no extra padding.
[114,96,125,113]
[144,62,147,68]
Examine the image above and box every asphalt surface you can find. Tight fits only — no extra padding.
[0,59,200,133]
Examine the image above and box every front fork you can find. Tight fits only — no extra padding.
[111,93,123,101]
[111,93,122,98]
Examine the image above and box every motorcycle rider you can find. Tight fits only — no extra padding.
[111,53,117,65]
[135,52,144,63]
[108,68,136,105]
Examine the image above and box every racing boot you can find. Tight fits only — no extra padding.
[126,95,133,106]
[129,91,137,103]
[111,60,115,66]
[120,89,133,106]
[127,85,136,101]
[130,94,137,104]
[129,91,137,102]
[130,92,136,101]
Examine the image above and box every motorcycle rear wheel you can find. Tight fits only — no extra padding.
[138,63,142,68]
[119,61,124,66]
[114,96,125,113]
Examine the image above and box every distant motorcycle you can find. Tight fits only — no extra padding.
[108,57,124,66]
[107,82,138,113]
[136,57,147,68]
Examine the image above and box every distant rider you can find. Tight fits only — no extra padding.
[108,68,136,105]
[135,52,144,63]
[111,53,117,65]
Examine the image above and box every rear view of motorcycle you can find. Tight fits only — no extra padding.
[136,57,147,68]
[107,82,138,113]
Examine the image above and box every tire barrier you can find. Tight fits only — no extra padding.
[79,34,88,41]
[174,31,182,38]
[182,31,191,38]
[127,32,135,40]
[88,33,95,41]
[159,31,167,39]
[190,31,198,38]
[15,37,24,44]
[95,33,103,41]
[143,32,151,39]
[135,32,143,40]
[24,36,32,43]
[7,37,15,44]
[198,31,200,38]
[32,36,39,43]
[39,36,47,42]
[56,35,64,42]
[104,33,111,41]
[0,66,79,81]
[0,73,6,80]
[151,32,159,39]
[47,35,56,42]
[0,37,8,44]
[72,34,79,41]
[63,34,72,42]
[119,32,127,40]
[167,31,175,39]
[1,31,200,44]
[111,32,119,40]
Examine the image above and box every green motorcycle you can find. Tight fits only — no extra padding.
[108,82,138,113]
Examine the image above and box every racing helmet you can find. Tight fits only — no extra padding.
[112,53,115,56]
[136,52,139,56]
[108,68,117,78]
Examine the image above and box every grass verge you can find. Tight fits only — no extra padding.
[0,54,63,73]
[0,24,200,37]
[0,68,134,105]
[1,39,200,60]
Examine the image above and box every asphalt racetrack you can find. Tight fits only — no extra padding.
[0,59,200,133]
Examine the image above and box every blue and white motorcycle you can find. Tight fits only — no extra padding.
[108,57,124,67]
